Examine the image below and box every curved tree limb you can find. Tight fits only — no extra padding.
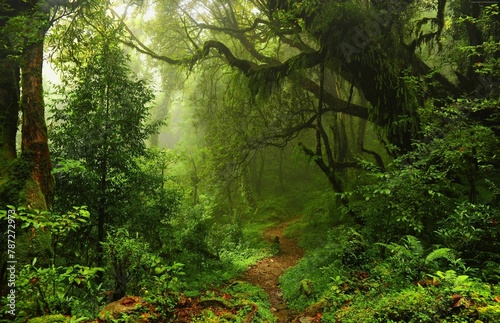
[193,18,271,34]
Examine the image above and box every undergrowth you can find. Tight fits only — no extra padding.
[189,282,276,323]
[281,226,500,323]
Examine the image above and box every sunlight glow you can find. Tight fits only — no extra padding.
[113,2,156,22]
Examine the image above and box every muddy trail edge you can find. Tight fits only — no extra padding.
[240,219,304,322]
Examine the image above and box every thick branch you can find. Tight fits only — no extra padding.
[235,34,278,65]
[361,147,386,171]
[123,38,258,72]
[298,143,360,171]
[300,76,369,120]
[194,18,270,34]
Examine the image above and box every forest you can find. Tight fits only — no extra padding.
[0,0,499,322]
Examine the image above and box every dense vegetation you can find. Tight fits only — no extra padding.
[1,0,499,322]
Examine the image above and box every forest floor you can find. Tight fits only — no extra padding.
[96,219,311,322]
[240,218,305,323]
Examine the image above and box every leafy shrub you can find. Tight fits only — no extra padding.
[0,206,90,267]
[376,235,458,282]
[437,202,500,273]
[351,161,454,244]
[142,261,185,317]
[284,231,498,323]
[101,228,151,300]
[10,260,103,321]
[0,206,101,321]
[102,228,186,302]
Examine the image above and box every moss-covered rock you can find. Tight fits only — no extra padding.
[99,296,149,322]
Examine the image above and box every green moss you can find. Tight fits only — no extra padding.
[16,229,53,267]
[0,149,14,175]
[478,305,500,321]
[24,177,47,210]
[0,156,33,206]
[0,152,51,209]
[27,314,69,323]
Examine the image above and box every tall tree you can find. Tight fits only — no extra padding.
[0,0,84,209]
[50,38,159,268]
[20,12,53,209]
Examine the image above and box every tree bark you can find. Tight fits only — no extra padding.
[191,158,199,205]
[240,166,256,209]
[20,32,54,210]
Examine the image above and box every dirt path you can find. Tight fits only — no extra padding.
[241,219,303,322]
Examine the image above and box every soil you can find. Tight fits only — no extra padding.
[240,219,304,323]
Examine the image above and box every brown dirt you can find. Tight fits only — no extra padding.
[240,218,304,323]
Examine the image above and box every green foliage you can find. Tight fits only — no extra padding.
[49,41,158,171]
[283,221,499,323]
[142,261,185,316]
[48,37,170,264]
[350,90,500,263]
[102,228,151,299]
[98,227,187,318]
[0,5,50,58]
[102,228,185,301]
[0,206,102,321]
[315,255,500,323]
[280,226,362,310]
[376,236,461,283]
[289,190,353,251]
[7,2,500,323]
[0,205,90,268]
[10,260,103,321]
[351,160,454,243]
[337,24,500,292]
[12,206,90,237]
[456,4,500,82]
[436,202,500,273]
[223,282,276,322]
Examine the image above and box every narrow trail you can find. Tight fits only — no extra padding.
[241,219,304,323]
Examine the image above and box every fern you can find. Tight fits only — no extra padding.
[403,235,424,257]
[376,235,424,261]
[376,236,461,281]
[425,247,453,264]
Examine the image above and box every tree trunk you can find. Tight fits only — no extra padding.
[240,167,256,209]
[256,151,266,194]
[191,159,199,205]
[0,59,20,167]
[278,148,285,192]
[20,32,54,210]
